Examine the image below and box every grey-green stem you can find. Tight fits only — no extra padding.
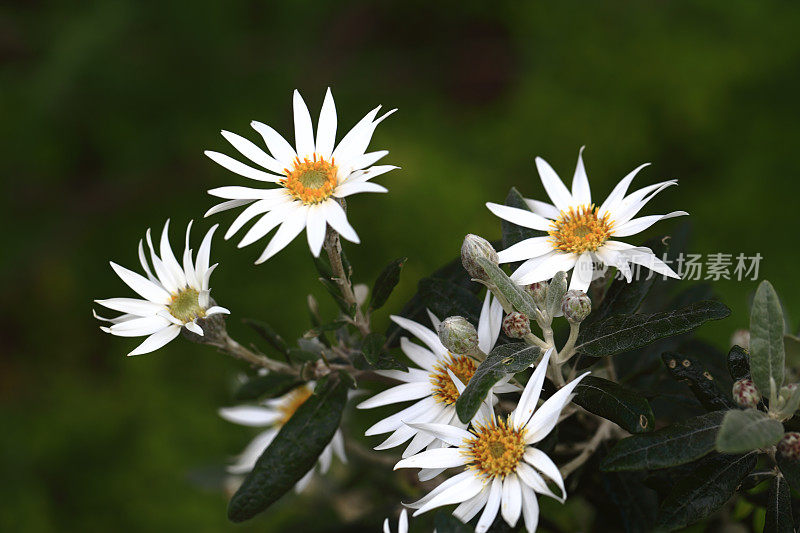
[323,229,371,337]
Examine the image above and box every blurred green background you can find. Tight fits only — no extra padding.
[3,0,800,531]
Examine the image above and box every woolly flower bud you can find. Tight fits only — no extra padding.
[461,234,498,281]
[502,312,531,339]
[561,290,591,323]
[778,432,800,462]
[730,329,750,351]
[731,379,761,409]
[524,282,548,309]
[438,316,479,354]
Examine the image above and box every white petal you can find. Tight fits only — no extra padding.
[611,211,688,238]
[195,224,218,288]
[405,422,472,447]
[497,236,554,264]
[402,407,455,458]
[398,509,408,533]
[159,220,186,290]
[625,249,681,279]
[333,107,396,168]
[524,198,560,219]
[341,164,397,185]
[597,163,651,217]
[349,150,388,171]
[520,483,540,532]
[237,201,297,249]
[407,470,474,510]
[144,229,179,293]
[294,468,315,493]
[486,203,552,232]
[219,406,282,427]
[611,180,678,226]
[204,199,253,218]
[109,262,171,305]
[501,474,522,527]
[137,240,157,283]
[292,90,316,157]
[364,397,437,435]
[107,315,172,337]
[94,297,164,316]
[524,447,565,500]
[334,181,388,197]
[250,120,297,167]
[512,252,578,285]
[332,430,347,463]
[207,185,283,200]
[516,462,560,501]
[475,477,503,533]
[568,252,594,292]
[535,156,573,212]
[223,193,294,239]
[321,200,359,244]
[571,146,591,206]
[477,292,503,354]
[454,488,491,523]
[184,321,203,336]
[373,368,431,384]
[394,447,467,470]
[127,324,181,356]
[525,372,590,443]
[227,428,278,474]
[315,87,337,159]
[512,347,553,428]
[204,151,281,182]
[391,315,448,358]
[220,130,286,176]
[413,472,484,516]
[357,382,433,409]
[205,305,230,316]
[305,205,327,257]
[254,205,309,264]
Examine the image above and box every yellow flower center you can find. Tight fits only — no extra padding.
[281,155,338,204]
[430,354,478,405]
[277,385,313,425]
[167,287,205,323]
[463,416,526,478]
[549,205,613,254]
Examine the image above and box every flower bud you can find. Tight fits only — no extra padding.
[730,329,750,351]
[731,378,761,409]
[438,316,479,355]
[561,290,591,323]
[524,282,548,309]
[461,234,499,281]
[777,432,800,462]
[502,312,531,339]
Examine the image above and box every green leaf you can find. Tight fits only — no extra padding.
[749,280,785,399]
[655,452,758,530]
[601,411,726,471]
[243,319,289,355]
[318,277,356,317]
[600,472,658,533]
[227,376,349,522]
[727,345,750,381]
[370,257,406,311]
[477,258,537,317]
[303,319,349,338]
[545,271,567,318]
[501,187,546,271]
[777,453,800,492]
[233,373,302,402]
[455,343,540,424]
[715,409,784,453]
[433,511,471,533]
[661,352,735,411]
[573,376,655,433]
[575,300,731,358]
[354,332,406,371]
[765,475,794,533]
[287,348,321,362]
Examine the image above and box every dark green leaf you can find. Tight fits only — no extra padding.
[455,343,540,423]
[418,278,482,324]
[727,345,750,381]
[575,300,731,358]
[741,470,775,490]
[233,373,302,402]
[501,187,546,271]
[573,377,655,433]
[243,319,289,355]
[318,277,356,317]
[227,376,349,522]
[749,280,785,398]
[765,475,794,533]
[304,320,349,338]
[601,411,726,471]
[600,472,658,533]
[715,408,784,453]
[655,452,757,530]
[777,453,800,492]
[478,258,537,317]
[355,333,406,371]
[288,348,321,362]
[661,352,735,411]
[369,257,406,311]
[433,511,471,533]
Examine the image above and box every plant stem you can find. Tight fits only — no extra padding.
[555,322,580,364]
[323,228,371,337]
[217,331,296,374]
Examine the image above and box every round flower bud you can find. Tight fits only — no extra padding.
[502,312,531,339]
[777,432,800,462]
[438,316,479,355]
[524,282,548,309]
[731,378,761,409]
[561,290,591,323]
[461,234,499,281]
[730,329,750,351]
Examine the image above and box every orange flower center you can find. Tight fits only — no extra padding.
[281,155,338,204]
[430,354,478,405]
[549,205,613,254]
[463,416,526,478]
[277,385,314,425]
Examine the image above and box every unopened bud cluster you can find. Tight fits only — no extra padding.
[778,432,800,462]
[562,290,591,323]
[731,379,760,409]
[503,312,531,339]
[524,282,548,309]
[438,316,479,354]
[461,234,498,281]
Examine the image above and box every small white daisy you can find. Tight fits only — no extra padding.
[204,88,397,263]
[383,509,408,533]
[358,294,513,473]
[94,220,229,356]
[394,349,588,533]
[219,382,346,493]
[486,147,687,291]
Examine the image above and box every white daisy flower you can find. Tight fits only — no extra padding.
[486,147,687,291]
[383,509,408,533]
[358,294,513,473]
[204,88,397,263]
[394,348,589,533]
[219,382,346,493]
[94,220,230,356]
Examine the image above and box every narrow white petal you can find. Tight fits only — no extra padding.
[374,368,431,384]
[207,185,283,200]
[611,180,678,226]
[407,470,474,509]
[568,252,594,292]
[391,315,448,358]
[341,164,397,185]
[524,447,566,499]
[137,240,157,283]
[321,200,359,244]
[195,224,218,288]
[405,421,472,447]
[475,477,503,533]
[402,407,454,458]
[250,120,297,166]
[501,474,522,527]
[254,206,309,264]
[205,305,230,316]
[204,151,281,182]
[292,90,316,157]
[357,382,433,409]
[220,130,286,176]
[107,315,172,337]
[315,87,337,159]
[398,509,408,533]
[454,488,491,523]
[227,428,278,474]
[145,229,179,293]
[159,220,186,290]
[597,163,651,217]
[497,237,554,264]
[334,181,388,197]
[611,211,688,238]
[513,252,578,285]
[294,468,315,493]
[520,483,540,532]
[525,372,591,443]
[127,324,181,356]
[332,430,347,463]
[364,397,437,435]
[219,406,282,427]
[204,199,253,218]
[349,150,388,171]
[394,447,466,470]
[516,462,560,501]
[305,205,327,257]
[625,249,681,279]
[524,198,560,219]
[513,348,553,428]
[237,201,296,249]
[413,472,484,516]
[486,203,552,232]
[94,297,164,316]
[535,156,573,212]
[570,146,591,206]
[184,321,204,336]
[109,262,171,305]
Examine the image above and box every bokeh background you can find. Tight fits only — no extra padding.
[3,1,800,531]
